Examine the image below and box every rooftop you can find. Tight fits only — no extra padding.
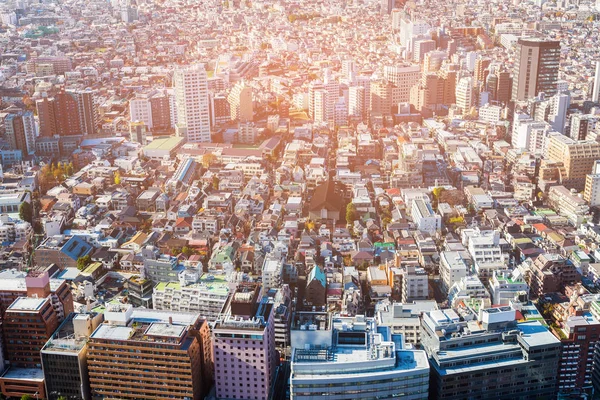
[8,297,47,311]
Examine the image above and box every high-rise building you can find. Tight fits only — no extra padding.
[592,61,600,103]
[570,114,598,141]
[4,110,36,155]
[455,76,474,113]
[129,93,154,128]
[546,133,600,190]
[36,97,57,138]
[149,91,172,131]
[512,38,560,101]
[413,39,436,63]
[212,282,277,400]
[549,295,600,395]
[290,314,430,400]
[174,64,211,143]
[37,89,99,137]
[496,70,513,104]
[228,81,253,122]
[474,56,491,83]
[528,92,570,134]
[384,65,421,104]
[41,312,103,400]
[0,296,60,399]
[422,306,561,400]
[584,160,600,207]
[370,79,394,117]
[87,305,212,400]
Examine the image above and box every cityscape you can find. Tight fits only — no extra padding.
[0,0,600,399]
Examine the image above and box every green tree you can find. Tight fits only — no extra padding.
[77,255,92,271]
[181,246,194,257]
[19,201,33,223]
[305,219,315,231]
[21,395,34,400]
[58,396,68,400]
[346,203,358,225]
[212,175,220,190]
[114,171,122,185]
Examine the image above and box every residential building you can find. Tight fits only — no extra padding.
[228,81,253,122]
[87,305,212,400]
[174,64,211,143]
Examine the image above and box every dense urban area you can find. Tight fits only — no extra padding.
[1,0,600,398]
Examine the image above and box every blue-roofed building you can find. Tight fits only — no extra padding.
[305,266,326,308]
[61,236,94,264]
[35,235,94,269]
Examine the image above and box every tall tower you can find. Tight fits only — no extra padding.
[512,38,560,102]
[174,64,211,143]
[592,61,600,103]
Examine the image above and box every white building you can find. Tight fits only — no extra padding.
[290,314,430,400]
[174,64,211,143]
[439,251,469,293]
[447,275,491,308]
[129,93,153,128]
[376,300,438,345]
[462,229,506,280]
[411,199,441,234]
[489,269,529,305]
[455,77,473,114]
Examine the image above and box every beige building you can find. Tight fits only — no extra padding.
[227,81,253,122]
[545,134,600,191]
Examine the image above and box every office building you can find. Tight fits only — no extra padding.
[212,282,277,400]
[290,314,430,400]
[512,38,560,101]
[545,133,600,191]
[41,313,103,400]
[174,64,211,143]
[228,81,253,122]
[422,306,561,400]
[87,304,212,400]
[4,111,36,156]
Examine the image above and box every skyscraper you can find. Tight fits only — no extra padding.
[174,64,211,143]
[512,38,560,102]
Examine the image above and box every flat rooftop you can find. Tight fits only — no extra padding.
[9,297,46,311]
[145,322,185,338]
[144,136,184,151]
[1,367,45,381]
